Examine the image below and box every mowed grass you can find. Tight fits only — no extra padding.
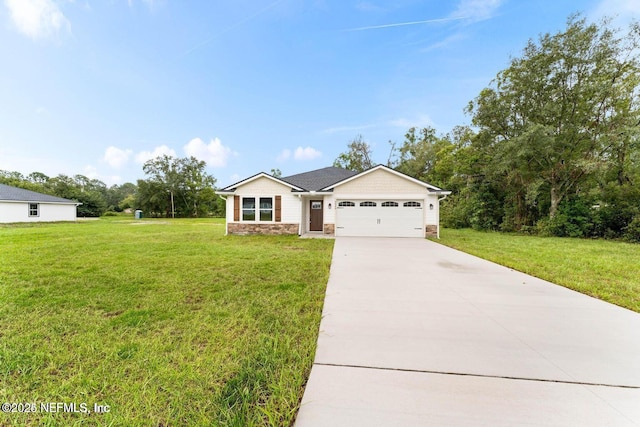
[0,218,334,426]
[436,228,640,313]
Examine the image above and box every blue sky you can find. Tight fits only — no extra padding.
[1,0,638,188]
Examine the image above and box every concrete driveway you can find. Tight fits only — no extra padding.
[295,237,640,426]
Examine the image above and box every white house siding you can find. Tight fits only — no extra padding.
[226,177,300,224]
[425,193,440,226]
[333,168,427,195]
[0,201,77,223]
[320,196,336,225]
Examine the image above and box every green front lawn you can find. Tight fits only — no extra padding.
[0,218,334,426]
[436,228,640,313]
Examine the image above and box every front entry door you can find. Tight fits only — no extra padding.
[310,200,323,231]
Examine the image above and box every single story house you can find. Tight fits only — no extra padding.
[0,183,81,223]
[216,165,451,238]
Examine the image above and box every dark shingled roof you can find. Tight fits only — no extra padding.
[280,166,358,191]
[0,184,78,204]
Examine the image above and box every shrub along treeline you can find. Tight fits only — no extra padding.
[334,15,640,242]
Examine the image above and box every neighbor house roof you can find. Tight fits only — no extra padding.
[280,166,358,192]
[0,184,79,204]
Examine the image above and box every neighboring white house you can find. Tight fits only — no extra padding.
[0,184,81,223]
[216,165,451,238]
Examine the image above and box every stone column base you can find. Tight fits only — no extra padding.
[425,225,438,238]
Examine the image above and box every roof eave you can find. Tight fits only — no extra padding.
[0,199,80,205]
[297,191,333,195]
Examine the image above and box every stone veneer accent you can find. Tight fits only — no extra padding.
[425,225,438,238]
[323,224,335,235]
[228,223,299,235]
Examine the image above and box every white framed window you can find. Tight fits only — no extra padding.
[242,198,256,221]
[242,197,274,221]
[359,201,376,207]
[337,201,355,207]
[29,203,39,217]
[403,201,421,207]
[381,201,398,207]
[259,197,273,221]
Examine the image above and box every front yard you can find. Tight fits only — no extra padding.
[0,218,333,426]
[436,228,640,313]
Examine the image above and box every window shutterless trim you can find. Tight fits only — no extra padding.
[28,203,39,217]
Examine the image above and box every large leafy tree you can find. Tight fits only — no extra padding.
[45,174,108,217]
[468,15,640,219]
[137,155,217,217]
[333,135,374,172]
[393,127,455,187]
[105,182,137,212]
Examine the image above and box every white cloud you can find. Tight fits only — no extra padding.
[4,0,71,40]
[103,146,133,169]
[135,145,177,164]
[388,114,435,129]
[183,137,235,168]
[128,0,160,10]
[420,32,468,52]
[294,146,322,161]
[276,149,291,162]
[82,165,122,186]
[355,1,385,13]
[321,123,377,134]
[449,0,503,23]
[82,165,99,178]
[590,0,640,23]
[344,16,465,32]
[276,146,322,162]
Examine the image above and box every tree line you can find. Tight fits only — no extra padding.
[0,155,225,218]
[334,16,640,242]
[3,15,638,239]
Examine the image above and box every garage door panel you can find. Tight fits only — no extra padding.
[336,200,423,238]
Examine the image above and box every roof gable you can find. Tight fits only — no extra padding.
[0,184,79,204]
[321,165,443,191]
[219,172,304,192]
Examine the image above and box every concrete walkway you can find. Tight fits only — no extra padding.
[295,237,640,426]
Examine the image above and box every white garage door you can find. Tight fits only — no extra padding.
[335,200,424,238]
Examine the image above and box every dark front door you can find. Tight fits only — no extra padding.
[310,200,323,231]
